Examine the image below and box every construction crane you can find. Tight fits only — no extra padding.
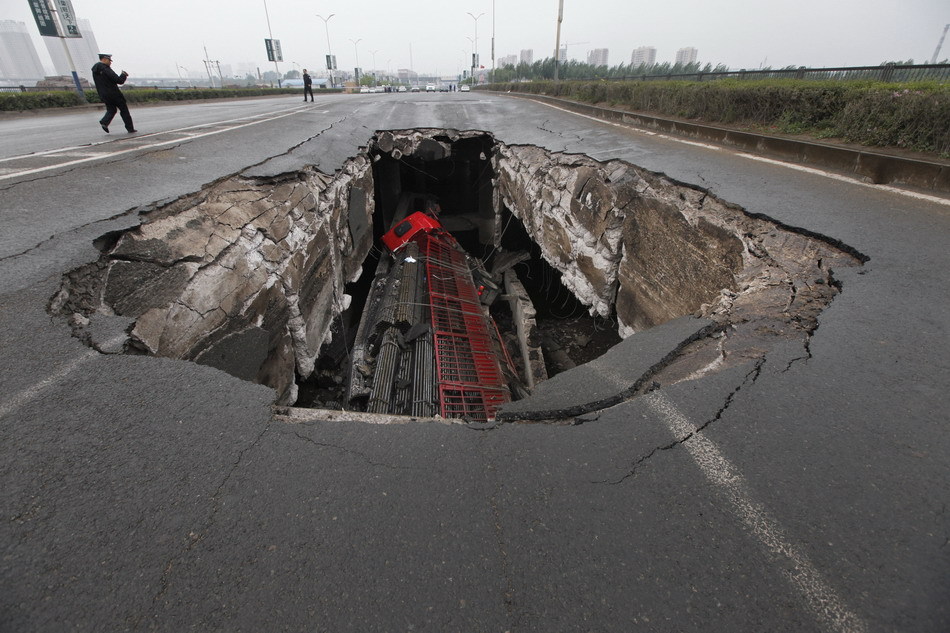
[558,40,590,61]
[931,24,949,64]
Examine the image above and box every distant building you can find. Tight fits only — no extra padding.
[398,68,418,84]
[675,47,698,65]
[44,18,100,82]
[520,49,533,65]
[630,46,657,67]
[587,48,609,66]
[498,54,517,68]
[558,47,567,62]
[0,20,46,81]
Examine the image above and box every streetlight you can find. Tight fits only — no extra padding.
[262,0,281,87]
[553,0,564,81]
[350,38,362,85]
[370,49,379,86]
[316,13,335,88]
[176,64,194,87]
[467,12,484,86]
[466,37,475,85]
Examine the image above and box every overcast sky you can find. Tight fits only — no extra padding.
[3,0,948,78]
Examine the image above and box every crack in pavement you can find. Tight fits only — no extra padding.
[595,359,765,485]
[291,429,434,472]
[143,421,272,624]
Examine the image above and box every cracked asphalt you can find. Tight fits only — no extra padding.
[1,93,949,632]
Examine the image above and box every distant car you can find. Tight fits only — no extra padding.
[397,85,407,92]
[460,84,471,92]
[410,86,420,92]
[425,84,435,92]
[360,86,371,93]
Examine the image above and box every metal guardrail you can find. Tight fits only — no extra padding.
[611,63,950,83]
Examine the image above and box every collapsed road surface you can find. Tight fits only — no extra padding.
[1,93,948,632]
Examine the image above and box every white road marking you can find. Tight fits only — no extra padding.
[0,334,126,419]
[645,391,868,633]
[0,103,318,180]
[533,100,950,207]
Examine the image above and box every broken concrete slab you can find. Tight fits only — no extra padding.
[49,127,863,417]
[497,316,717,421]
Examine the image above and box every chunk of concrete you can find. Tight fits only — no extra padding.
[497,316,716,421]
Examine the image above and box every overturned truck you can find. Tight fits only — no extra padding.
[347,200,518,421]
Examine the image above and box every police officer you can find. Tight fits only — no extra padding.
[91,53,136,133]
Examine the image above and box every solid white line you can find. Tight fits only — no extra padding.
[645,391,868,633]
[0,104,317,180]
[533,100,950,207]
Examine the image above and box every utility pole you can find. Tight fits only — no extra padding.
[553,0,564,81]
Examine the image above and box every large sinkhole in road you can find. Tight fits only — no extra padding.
[50,128,866,422]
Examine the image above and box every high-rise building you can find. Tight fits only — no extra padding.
[520,49,533,65]
[558,47,567,62]
[675,47,698,65]
[498,54,517,68]
[44,18,100,82]
[587,48,609,66]
[630,46,657,67]
[0,20,46,81]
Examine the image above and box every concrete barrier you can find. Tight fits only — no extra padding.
[504,93,950,196]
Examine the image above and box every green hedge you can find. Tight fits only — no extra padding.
[488,79,950,157]
[0,87,330,112]
[0,90,84,110]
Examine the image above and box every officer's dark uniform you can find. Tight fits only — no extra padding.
[303,71,314,101]
[91,53,135,133]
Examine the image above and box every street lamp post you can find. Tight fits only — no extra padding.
[262,0,281,87]
[316,13,335,88]
[491,0,496,85]
[553,0,564,81]
[370,49,379,86]
[350,38,362,85]
[467,11,484,85]
[466,37,475,84]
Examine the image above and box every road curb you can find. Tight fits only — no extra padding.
[500,92,950,196]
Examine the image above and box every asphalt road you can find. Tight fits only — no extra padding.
[1,93,948,632]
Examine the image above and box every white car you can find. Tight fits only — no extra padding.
[425,84,436,92]
[460,84,471,92]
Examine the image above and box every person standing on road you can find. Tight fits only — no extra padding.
[91,53,136,133]
[302,68,314,102]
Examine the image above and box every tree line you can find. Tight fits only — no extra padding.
[490,58,731,82]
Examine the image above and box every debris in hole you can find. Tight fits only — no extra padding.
[47,128,864,421]
[346,206,516,421]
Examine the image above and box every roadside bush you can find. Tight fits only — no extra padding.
[1,86,315,111]
[0,91,84,111]
[490,79,950,156]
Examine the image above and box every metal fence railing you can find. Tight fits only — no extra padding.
[614,63,950,83]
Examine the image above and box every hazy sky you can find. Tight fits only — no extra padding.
[3,0,948,78]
